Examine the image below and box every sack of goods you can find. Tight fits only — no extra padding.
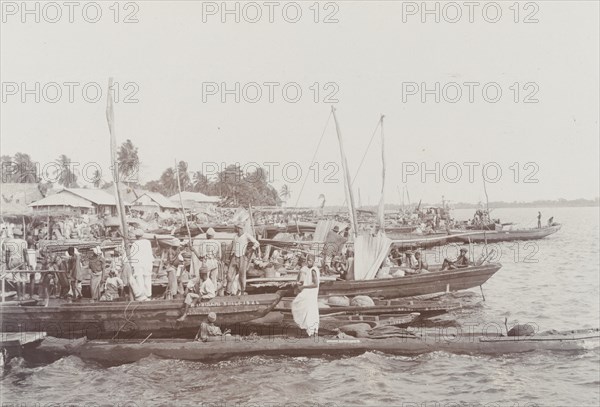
[327,295,350,307]
[350,295,375,307]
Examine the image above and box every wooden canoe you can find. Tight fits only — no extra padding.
[33,328,599,365]
[452,224,561,243]
[275,297,464,319]
[318,263,502,299]
[0,293,283,339]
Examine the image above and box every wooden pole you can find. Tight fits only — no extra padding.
[106,78,130,254]
[175,159,193,243]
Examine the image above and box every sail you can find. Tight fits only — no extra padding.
[354,233,393,280]
[331,107,358,236]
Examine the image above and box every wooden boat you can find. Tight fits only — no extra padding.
[247,263,500,299]
[33,328,599,365]
[275,297,464,319]
[452,224,562,243]
[387,231,451,248]
[318,263,501,299]
[0,293,283,339]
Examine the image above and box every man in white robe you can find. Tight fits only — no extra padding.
[292,255,320,337]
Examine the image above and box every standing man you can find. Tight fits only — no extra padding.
[66,247,83,301]
[88,246,105,301]
[130,229,154,299]
[537,211,542,228]
[200,228,222,286]
[2,229,29,300]
[227,223,258,295]
[292,255,320,337]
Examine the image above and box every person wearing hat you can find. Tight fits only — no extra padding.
[177,265,216,321]
[194,312,230,342]
[442,248,470,270]
[1,228,30,300]
[88,246,106,301]
[226,223,258,295]
[129,229,154,300]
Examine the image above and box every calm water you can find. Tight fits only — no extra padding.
[2,207,599,407]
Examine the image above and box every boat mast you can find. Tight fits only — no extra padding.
[331,106,359,237]
[377,115,385,232]
[106,77,129,253]
[174,159,195,245]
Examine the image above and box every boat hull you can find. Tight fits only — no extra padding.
[0,293,282,339]
[318,263,502,299]
[33,328,599,365]
[453,224,561,243]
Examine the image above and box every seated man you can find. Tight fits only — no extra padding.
[412,251,429,273]
[442,248,470,270]
[194,312,230,342]
[177,267,216,321]
[100,270,124,301]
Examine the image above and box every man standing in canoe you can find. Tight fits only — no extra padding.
[537,211,542,228]
[227,223,258,296]
[130,229,154,299]
[292,254,320,337]
[88,246,106,301]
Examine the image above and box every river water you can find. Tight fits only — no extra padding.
[2,207,599,407]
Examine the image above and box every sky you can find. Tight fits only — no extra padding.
[1,1,599,207]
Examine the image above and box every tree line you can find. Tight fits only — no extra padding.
[1,140,287,207]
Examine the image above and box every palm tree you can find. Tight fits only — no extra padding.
[279,184,291,206]
[56,154,78,188]
[159,167,177,196]
[192,171,210,193]
[13,152,39,183]
[176,161,191,191]
[92,168,103,188]
[117,139,140,186]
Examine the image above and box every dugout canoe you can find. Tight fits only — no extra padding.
[452,224,562,243]
[33,328,600,365]
[0,292,283,339]
[275,297,464,319]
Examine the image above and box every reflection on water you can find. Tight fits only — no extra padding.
[2,207,599,407]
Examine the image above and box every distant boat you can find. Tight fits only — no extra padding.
[452,224,562,243]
